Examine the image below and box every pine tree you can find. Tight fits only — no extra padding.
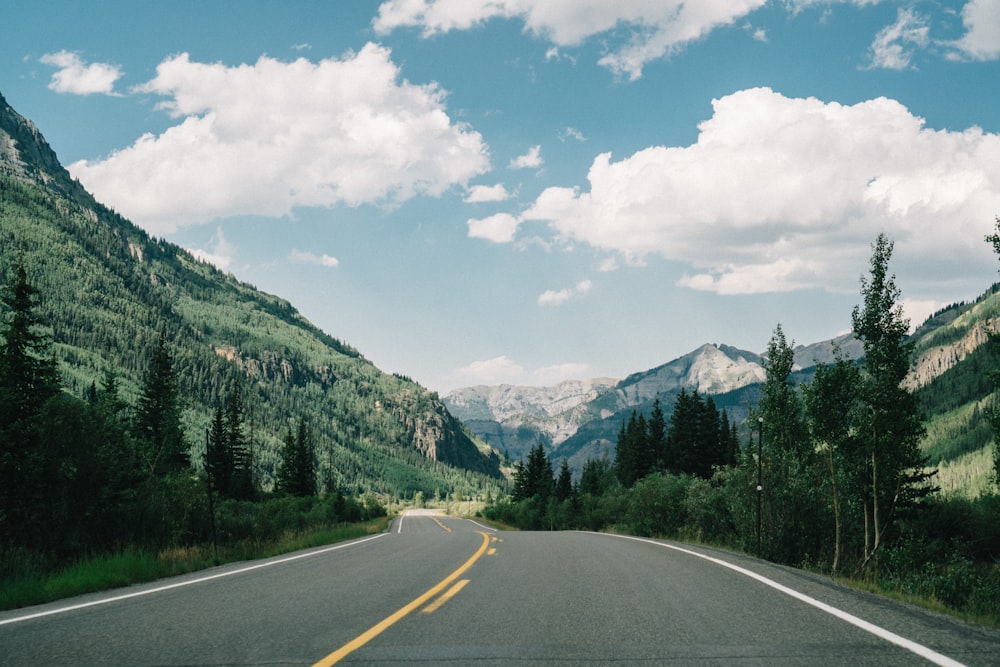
[666,389,703,476]
[578,457,613,496]
[0,256,61,549]
[513,442,554,501]
[134,332,189,476]
[554,458,574,502]
[278,417,316,497]
[205,403,231,495]
[0,255,59,424]
[225,381,255,499]
[756,324,821,563]
[648,398,667,471]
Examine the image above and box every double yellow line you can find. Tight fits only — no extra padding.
[312,530,491,666]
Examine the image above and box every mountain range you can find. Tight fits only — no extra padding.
[0,91,502,498]
[446,309,999,496]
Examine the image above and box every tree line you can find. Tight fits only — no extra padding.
[486,233,1000,622]
[0,253,377,569]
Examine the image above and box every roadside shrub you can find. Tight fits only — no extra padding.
[626,473,690,537]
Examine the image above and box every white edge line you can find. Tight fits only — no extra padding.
[595,533,967,667]
[0,533,388,626]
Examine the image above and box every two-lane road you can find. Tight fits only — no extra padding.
[2,511,998,665]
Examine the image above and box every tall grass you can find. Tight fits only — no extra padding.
[0,517,388,611]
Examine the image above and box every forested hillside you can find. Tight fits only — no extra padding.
[0,92,501,499]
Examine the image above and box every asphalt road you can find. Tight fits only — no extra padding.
[2,510,998,665]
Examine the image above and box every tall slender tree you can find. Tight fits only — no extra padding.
[851,233,931,568]
[278,417,316,497]
[134,332,189,476]
[0,255,59,424]
[0,256,61,549]
[805,354,862,574]
[757,324,818,563]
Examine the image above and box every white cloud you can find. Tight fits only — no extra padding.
[467,212,521,243]
[289,249,339,268]
[187,227,235,271]
[950,0,1000,61]
[373,0,768,79]
[752,28,768,43]
[510,145,543,169]
[68,44,489,233]
[464,183,510,203]
[519,87,1000,297]
[450,355,589,387]
[560,127,587,142]
[538,279,592,306]
[454,355,526,385]
[866,8,930,70]
[39,51,122,95]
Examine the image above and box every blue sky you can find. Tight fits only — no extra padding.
[3,0,999,393]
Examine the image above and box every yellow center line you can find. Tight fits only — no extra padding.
[431,516,451,532]
[421,579,470,614]
[312,531,491,666]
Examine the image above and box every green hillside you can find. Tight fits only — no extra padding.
[0,95,502,502]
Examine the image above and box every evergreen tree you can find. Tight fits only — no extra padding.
[756,324,822,563]
[0,255,59,424]
[666,389,698,474]
[648,398,668,471]
[851,233,933,567]
[0,257,60,549]
[578,457,613,496]
[695,395,722,478]
[134,332,189,476]
[225,381,255,499]
[554,458,574,502]
[278,417,316,497]
[616,410,651,487]
[205,403,231,495]
[513,442,554,501]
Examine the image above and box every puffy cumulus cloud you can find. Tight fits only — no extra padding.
[537,279,592,306]
[68,44,489,233]
[464,183,510,203]
[373,0,767,79]
[40,51,123,95]
[289,249,339,268]
[453,355,526,385]
[866,8,930,70]
[950,0,1000,61]
[467,212,521,243]
[519,87,1000,297]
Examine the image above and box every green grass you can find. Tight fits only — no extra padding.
[0,517,389,611]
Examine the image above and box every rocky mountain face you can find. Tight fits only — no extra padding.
[0,91,501,492]
[904,292,1000,391]
[446,343,785,463]
[445,334,878,468]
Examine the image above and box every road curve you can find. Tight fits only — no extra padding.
[1,511,997,665]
